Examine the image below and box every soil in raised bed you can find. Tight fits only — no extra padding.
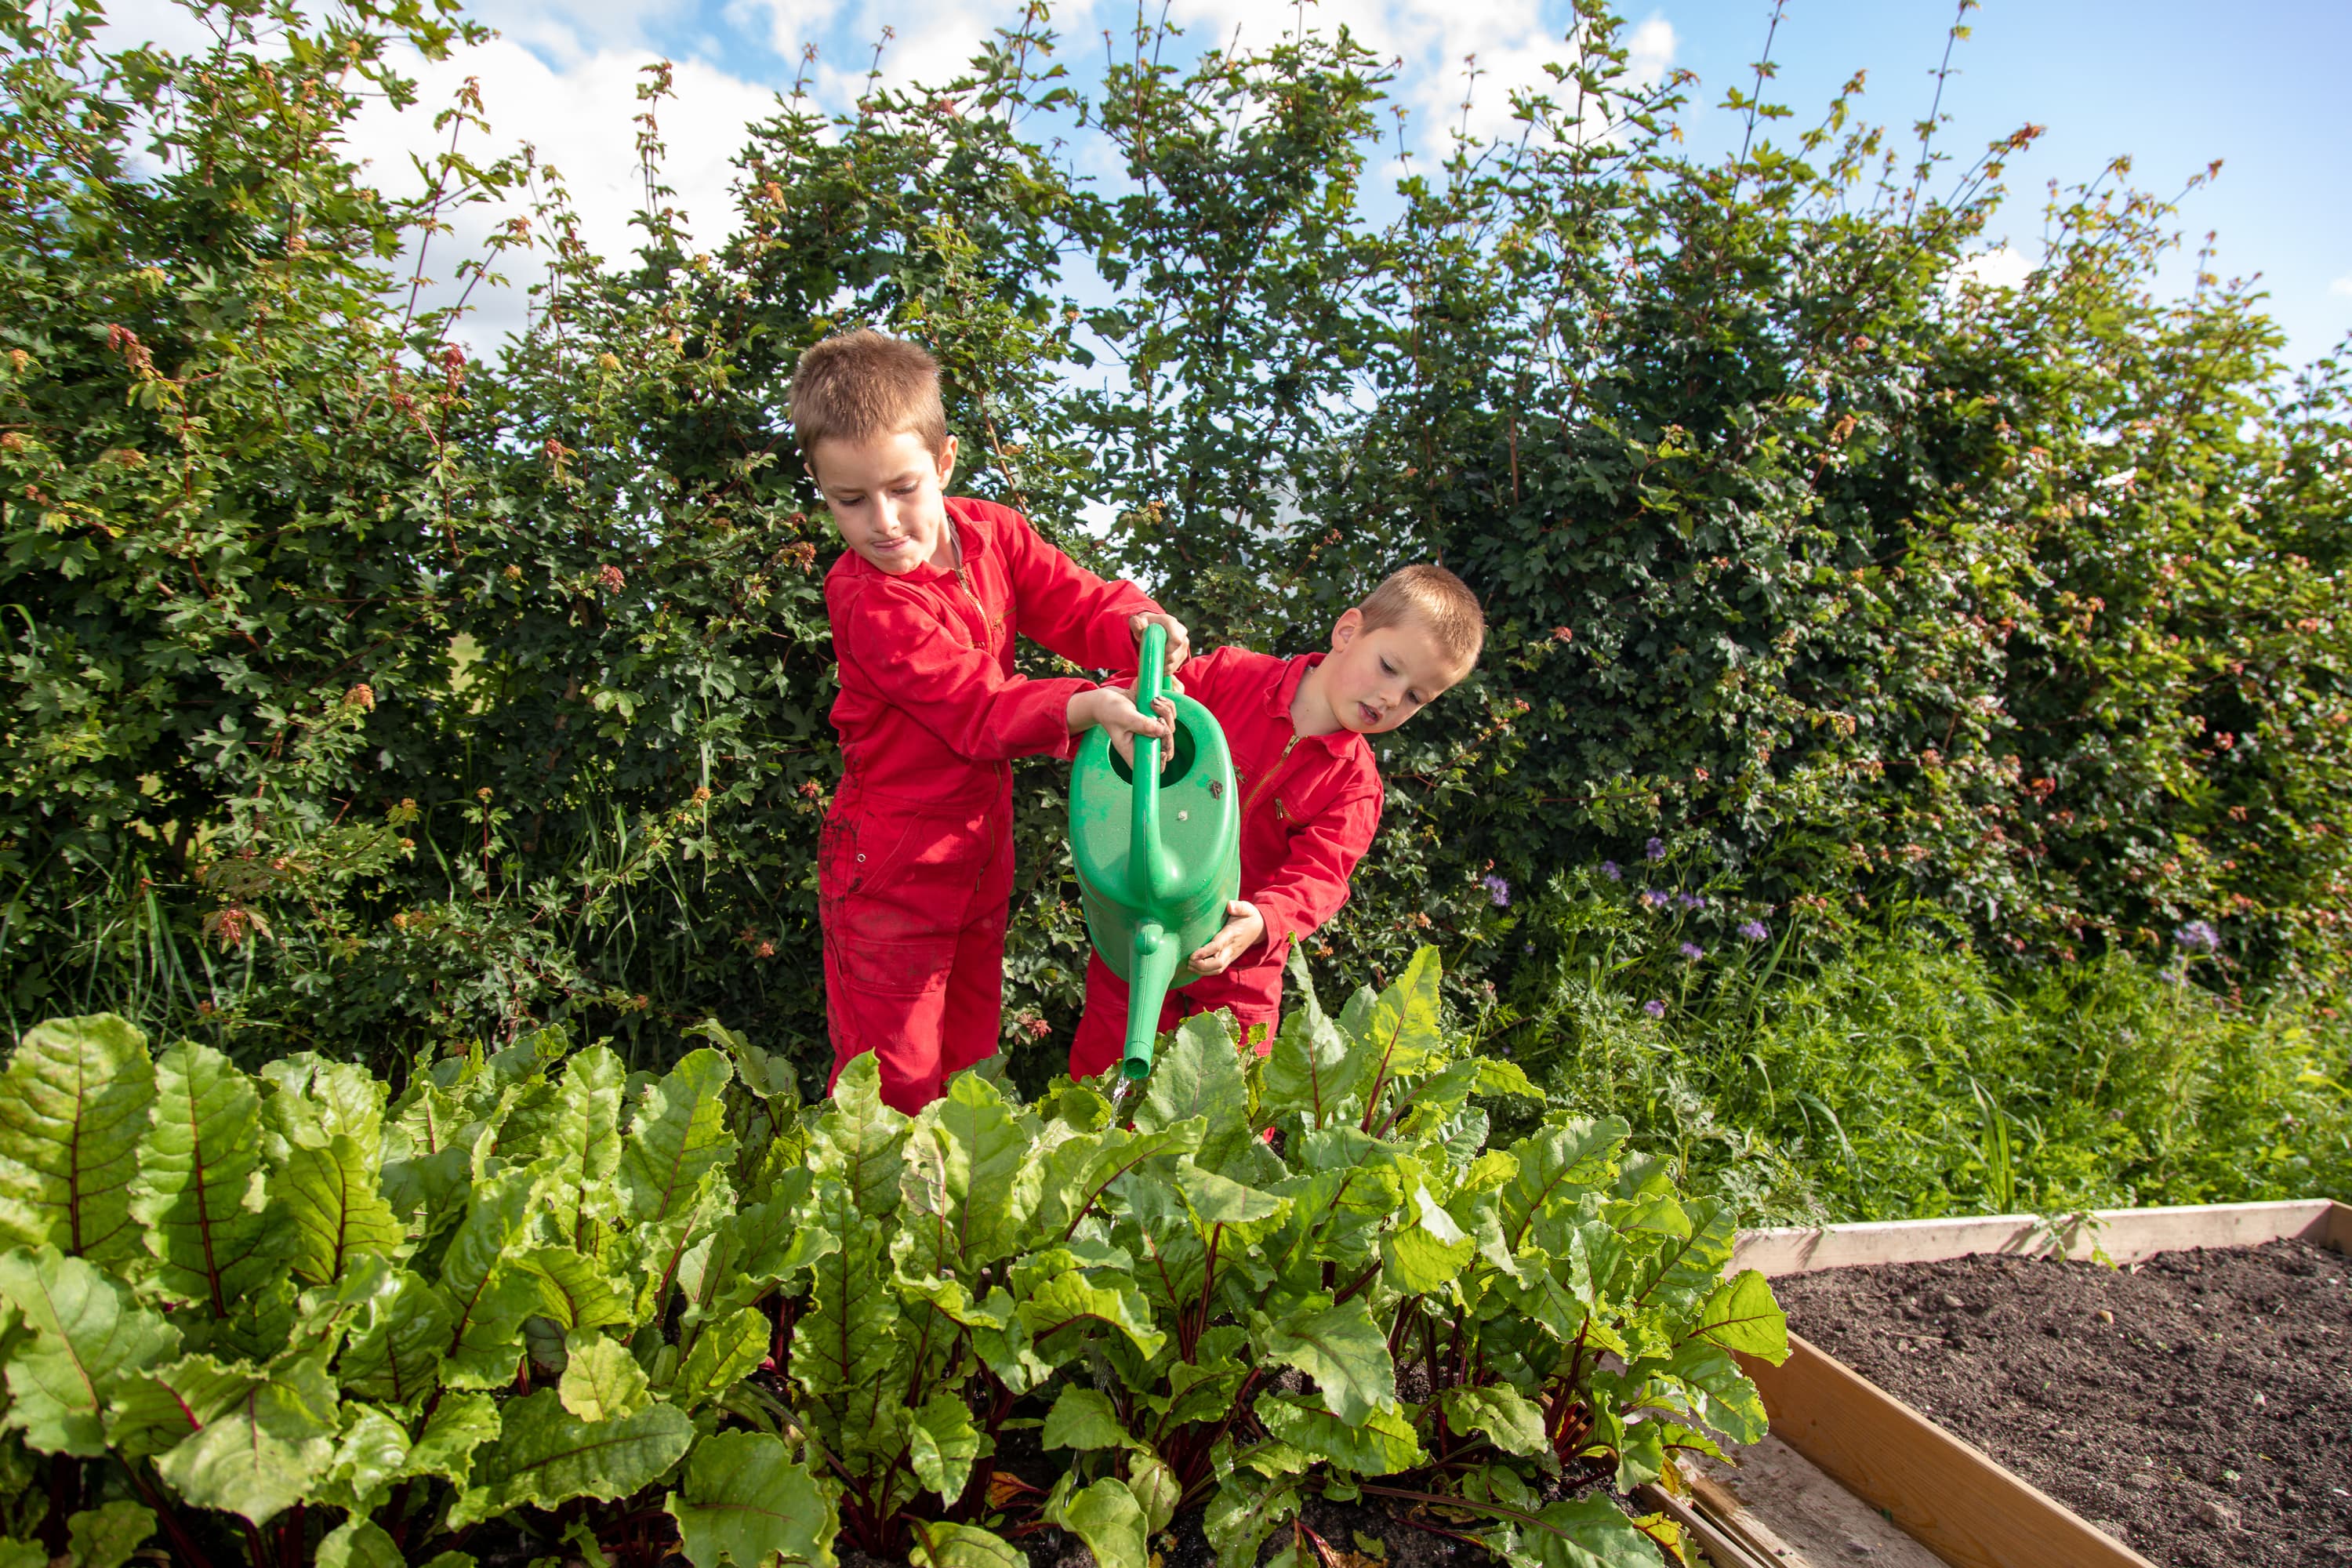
[1772,1236,2352,1567]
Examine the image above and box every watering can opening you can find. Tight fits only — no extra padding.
[1106,719,1200,788]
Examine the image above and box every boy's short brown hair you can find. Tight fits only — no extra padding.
[789,329,949,456]
[1359,564,1484,666]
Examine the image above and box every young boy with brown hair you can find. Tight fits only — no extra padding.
[793,329,1186,1113]
[1069,564,1484,1076]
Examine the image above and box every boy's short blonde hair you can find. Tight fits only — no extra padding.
[789,329,949,456]
[1360,564,1484,666]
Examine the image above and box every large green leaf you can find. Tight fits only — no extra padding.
[276,1134,404,1287]
[898,1073,1035,1276]
[437,1168,541,1388]
[1040,1385,1131,1451]
[907,1391,988,1503]
[1508,1494,1666,1568]
[1017,1266,1164,1361]
[103,1353,254,1461]
[151,1351,340,1523]
[448,1387,693,1528]
[260,1055,388,1166]
[1254,1394,1425,1475]
[670,1305,766,1409]
[1137,1011,1253,1174]
[806,1054,908,1218]
[0,1243,178,1454]
[514,1245,630,1333]
[667,1429,837,1568]
[559,1334,650,1422]
[1202,1472,1299,1568]
[65,1501,155,1568]
[1499,1118,1628,1254]
[1254,1297,1393,1425]
[1440,1385,1555,1469]
[906,1523,1022,1568]
[1351,946,1446,1091]
[336,1263,455,1406]
[506,1046,626,1247]
[1686,1269,1788,1362]
[0,1014,154,1262]
[315,1517,405,1568]
[680,1190,834,1323]
[132,1043,281,1318]
[406,1389,502,1481]
[1260,951,1364,1127]
[618,1049,735,1226]
[1047,1476,1148,1568]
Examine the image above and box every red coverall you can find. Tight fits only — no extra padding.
[1069,647,1384,1078]
[822,495,1158,1113]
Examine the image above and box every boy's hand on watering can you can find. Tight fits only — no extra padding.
[1128,612,1191,688]
[1189,901,1265,976]
[1082,686,1178,769]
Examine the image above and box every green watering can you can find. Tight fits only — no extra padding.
[1069,622,1241,1080]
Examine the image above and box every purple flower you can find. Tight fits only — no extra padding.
[1482,873,1512,908]
[2174,920,2220,954]
[1641,889,1670,909]
[1738,920,1769,942]
[1642,999,1667,1018]
[1600,860,1622,881]
[1645,837,1667,861]
[1675,892,1704,911]
[1679,941,1705,961]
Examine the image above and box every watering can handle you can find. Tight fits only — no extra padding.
[1128,622,1176,907]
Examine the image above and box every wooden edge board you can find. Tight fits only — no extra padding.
[1739,1333,2158,1568]
[1732,1196,2349,1278]
[1631,1482,1777,1568]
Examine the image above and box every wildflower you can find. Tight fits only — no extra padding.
[755,940,776,958]
[2173,920,2220,953]
[1738,920,1769,942]
[343,683,375,710]
[1646,837,1666,861]
[1641,889,1669,909]
[1600,859,1621,881]
[1482,873,1511,907]
[598,564,626,594]
[1643,999,1666,1018]
[1679,942,1704,961]
[1017,1012,1051,1040]
[798,779,822,800]
[1551,626,1573,643]
[1676,892,1704,911]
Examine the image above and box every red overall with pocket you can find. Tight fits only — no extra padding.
[1069,647,1383,1078]
[822,496,1157,1112]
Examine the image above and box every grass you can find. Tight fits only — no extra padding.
[1505,926,2352,1226]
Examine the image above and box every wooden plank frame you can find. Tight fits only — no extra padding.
[1724,1198,2351,1568]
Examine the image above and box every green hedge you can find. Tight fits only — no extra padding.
[5,0,2350,1077]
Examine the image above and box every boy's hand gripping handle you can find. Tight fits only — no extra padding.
[1123,622,1177,1080]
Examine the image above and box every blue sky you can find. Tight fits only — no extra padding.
[114,0,2352,365]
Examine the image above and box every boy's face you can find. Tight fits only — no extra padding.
[1319,608,1475,735]
[806,430,959,575]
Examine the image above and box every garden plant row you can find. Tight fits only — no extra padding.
[0,951,1789,1568]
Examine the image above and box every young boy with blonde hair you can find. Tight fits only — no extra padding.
[1069,564,1484,1075]
[794,329,1186,1112]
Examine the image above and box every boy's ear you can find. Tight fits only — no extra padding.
[1330,605,1363,652]
[934,434,959,490]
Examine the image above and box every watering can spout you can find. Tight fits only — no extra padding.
[1122,919,1180,1079]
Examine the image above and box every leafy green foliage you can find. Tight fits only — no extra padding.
[0,952,1774,1564]
[6,0,2350,1095]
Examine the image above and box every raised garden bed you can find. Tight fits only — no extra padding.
[1773,1237,2352,1566]
[1726,1200,2352,1568]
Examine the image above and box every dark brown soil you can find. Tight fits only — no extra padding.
[1773,1238,2352,1567]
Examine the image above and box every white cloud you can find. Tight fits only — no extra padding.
[1954,245,2037,292]
[2331,274,2352,299]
